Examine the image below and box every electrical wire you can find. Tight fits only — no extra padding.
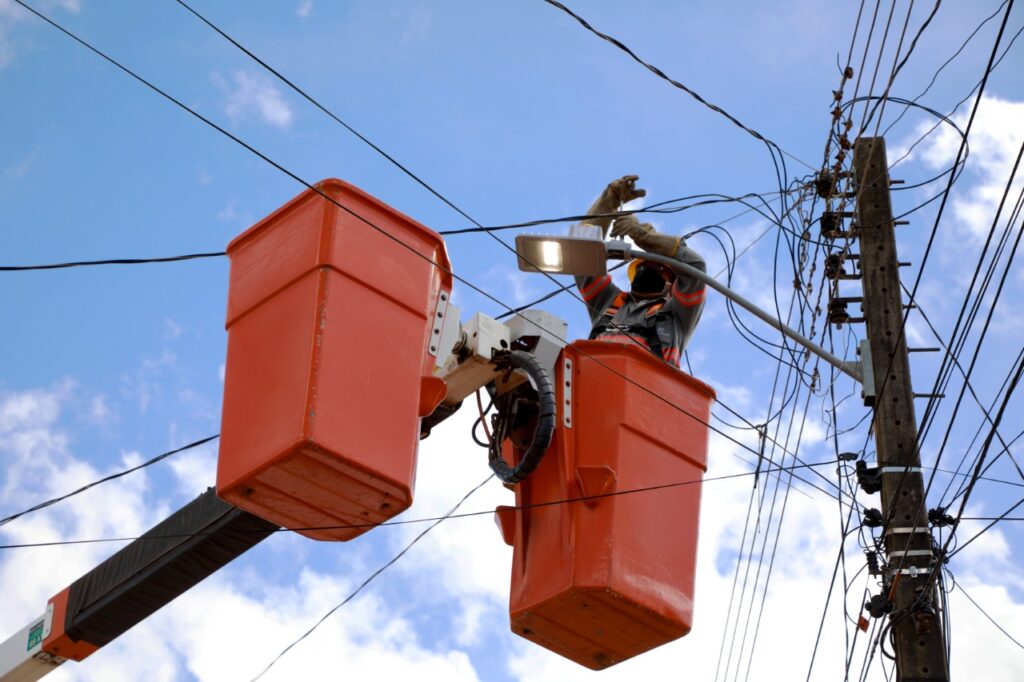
[173,0,483,232]
[952,577,1024,651]
[249,474,494,681]
[13,0,803,476]
[538,0,813,171]
[0,251,226,271]
[16,2,991,675]
[882,0,1013,137]
[0,459,841,551]
[948,495,1024,560]
[849,0,1016,563]
[173,0,673,339]
[0,192,775,275]
[0,190,784,276]
[0,434,218,527]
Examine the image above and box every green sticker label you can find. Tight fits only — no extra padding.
[27,621,43,651]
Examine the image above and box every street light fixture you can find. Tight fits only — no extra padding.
[514,234,608,276]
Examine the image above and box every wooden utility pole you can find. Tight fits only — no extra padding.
[854,137,949,681]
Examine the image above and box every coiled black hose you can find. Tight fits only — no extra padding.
[488,350,557,484]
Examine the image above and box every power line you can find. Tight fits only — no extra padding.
[851,0,1016,549]
[173,0,479,231]
[538,0,814,172]
[737,380,820,679]
[0,251,225,271]
[0,434,218,527]
[930,351,1024,588]
[0,192,781,273]
[12,0,848,504]
[948,495,1024,560]
[882,0,1012,138]
[438,190,793,235]
[249,474,494,681]
[26,4,832,520]
[869,0,943,132]
[953,579,1024,651]
[172,0,638,336]
[915,141,1024,477]
[0,459,839,550]
[14,11,859,677]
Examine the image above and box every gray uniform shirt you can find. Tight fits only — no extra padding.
[574,239,706,367]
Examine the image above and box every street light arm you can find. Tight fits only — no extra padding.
[619,244,863,383]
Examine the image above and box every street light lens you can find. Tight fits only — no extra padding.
[539,241,563,270]
[514,234,607,276]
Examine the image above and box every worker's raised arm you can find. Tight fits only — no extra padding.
[573,176,645,321]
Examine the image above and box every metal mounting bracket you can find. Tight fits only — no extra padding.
[859,339,876,406]
[562,357,573,429]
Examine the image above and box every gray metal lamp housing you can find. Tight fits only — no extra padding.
[514,234,608,277]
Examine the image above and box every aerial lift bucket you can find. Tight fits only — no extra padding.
[216,179,452,541]
[495,340,715,669]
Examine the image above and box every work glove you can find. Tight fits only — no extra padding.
[581,175,647,231]
[611,215,682,258]
[610,214,652,241]
[598,175,646,211]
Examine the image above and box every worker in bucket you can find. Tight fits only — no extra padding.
[575,175,706,367]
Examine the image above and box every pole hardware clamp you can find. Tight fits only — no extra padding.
[827,299,850,326]
[928,507,955,527]
[820,211,855,239]
[856,461,882,494]
[862,507,884,528]
[866,550,881,576]
[865,593,894,618]
[824,254,861,280]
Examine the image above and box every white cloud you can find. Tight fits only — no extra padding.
[167,445,216,497]
[119,349,176,414]
[163,317,183,341]
[3,354,1023,680]
[0,0,24,70]
[0,384,485,682]
[900,95,1024,241]
[296,0,312,19]
[213,71,293,129]
[51,0,80,13]
[87,394,113,426]
[486,263,548,307]
[0,0,80,69]
[217,198,238,222]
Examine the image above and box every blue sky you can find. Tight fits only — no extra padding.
[2,1,1024,680]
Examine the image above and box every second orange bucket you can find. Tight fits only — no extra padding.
[497,340,715,668]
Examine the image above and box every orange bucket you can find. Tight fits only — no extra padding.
[496,340,715,668]
[217,179,452,541]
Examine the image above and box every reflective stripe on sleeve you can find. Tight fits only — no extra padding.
[672,284,706,307]
[580,275,612,301]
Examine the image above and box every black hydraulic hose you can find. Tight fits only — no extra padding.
[488,351,557,484]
